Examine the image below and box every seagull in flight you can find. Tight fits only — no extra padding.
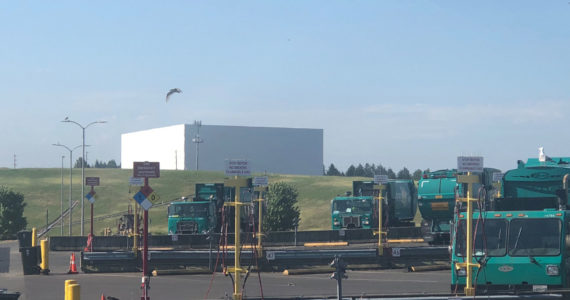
[166,88,182,102]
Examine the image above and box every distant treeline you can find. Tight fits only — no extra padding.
[325,163,429,181]
[74,157,120,168]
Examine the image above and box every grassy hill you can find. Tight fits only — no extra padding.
[0,168,362,235]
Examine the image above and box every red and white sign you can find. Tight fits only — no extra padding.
[133,162,160,178]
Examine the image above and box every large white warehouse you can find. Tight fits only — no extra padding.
[121,124,324,175]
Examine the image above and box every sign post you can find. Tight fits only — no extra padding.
[254,176,268,257]
[224,176,252,300]
[133,162,160,300]
[456,156,484,296]
[85,177,99,252]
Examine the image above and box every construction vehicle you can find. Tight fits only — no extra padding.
[331,180,417,230]
[450,155,570,295]
[418,168,498,244]
[168,181,256,235]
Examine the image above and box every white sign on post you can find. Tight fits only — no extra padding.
[492,172,504,182]
[129,177,144,186]
[253,176,268,187]
[225,159,251,176]
[374,174,389,184]
[457,156,484,173]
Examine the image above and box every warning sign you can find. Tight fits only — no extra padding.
[133,161,160,178]
[457,156,484,173]
[225,159,251,176]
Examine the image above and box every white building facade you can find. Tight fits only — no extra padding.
[121,124,324,175]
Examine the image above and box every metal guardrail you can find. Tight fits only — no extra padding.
[79,245,449,274]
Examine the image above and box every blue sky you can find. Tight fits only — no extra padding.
[1,1,569,173]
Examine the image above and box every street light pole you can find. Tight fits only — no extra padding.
[53,143,82,236]
[60,155,65,236]
[192,120,203,171]
[62,118,106,236]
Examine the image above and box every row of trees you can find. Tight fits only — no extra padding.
[73,158,120,168]
[325,163,429,181]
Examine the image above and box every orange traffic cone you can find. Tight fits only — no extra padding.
[100,293,105,300]
[67,253,78,274]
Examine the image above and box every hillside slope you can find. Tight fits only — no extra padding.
[0,168,360,235]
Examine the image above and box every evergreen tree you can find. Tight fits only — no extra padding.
[345,165,356,177]
[107,160,118,168]
[387,168,396,179]
[364,163,375,178]
[397,167,412,179]
[355,164,366,177]
[326,164,342,176]
[74,157,90,168]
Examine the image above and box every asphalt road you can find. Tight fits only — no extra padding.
[0,240,451,300]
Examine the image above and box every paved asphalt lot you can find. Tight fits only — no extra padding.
[0,240,451,300]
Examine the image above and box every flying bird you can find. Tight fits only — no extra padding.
[166,88,182,102]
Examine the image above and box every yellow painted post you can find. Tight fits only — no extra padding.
[133,202,138,256]
[374,185,385,255]
[67,283,80,300]
[64,280,77,300]
[31,227,37,247]
[234,187,241,300]
[465,185,474,296]
[40,239,49,274]
[254,186,265,257]
[224,177,250,300]
[456,173,481,297]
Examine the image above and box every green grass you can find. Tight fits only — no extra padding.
[0,168,371,235]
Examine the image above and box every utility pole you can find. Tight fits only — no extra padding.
[192,120,203,171]
[60,155,65,236]
[13,154,16,169]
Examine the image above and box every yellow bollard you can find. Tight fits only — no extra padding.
[31,227,37,247]
[40,239,49,274]
[67,283,80,300]
[64,280,77,300]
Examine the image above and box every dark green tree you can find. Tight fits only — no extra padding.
[387,168,396,179]
[397,167,412,179]
[345,165,356,177]
[364,163,375,178]
[355,164,366,177]
[375,164,387,176]
[0,187,27,239]
[412,169,423,181]
[263,182,301,232]
[74,157,90,168]
[107,159,118,168]
[326,164,342,176]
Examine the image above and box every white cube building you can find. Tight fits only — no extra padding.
[121,124,324,175]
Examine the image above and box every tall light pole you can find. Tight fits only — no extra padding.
[192,120,204,171]
[53,143,82,236]
[62,118,106,236]
[60,155,65,236]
